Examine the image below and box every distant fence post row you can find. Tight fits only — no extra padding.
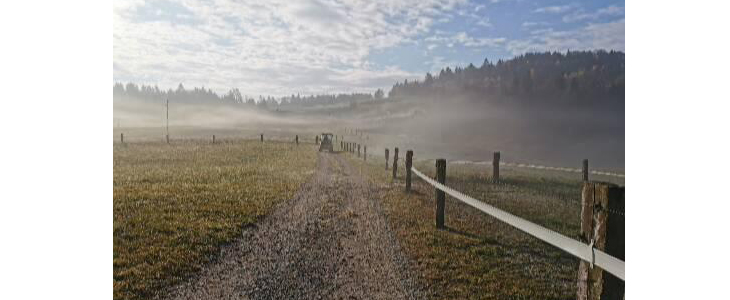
[115,132,327,145]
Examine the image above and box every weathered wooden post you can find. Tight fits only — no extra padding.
[261,134,264,143]
[385,148,389,170]
[435,159,446,229]
[492,151,500,183]
[166,134,169,144]
[212,135,215,144]
[577,182,625,300]
[120,133,124,144]
[405,150,413,192]
[340,140,343,150]
[392,147,399,180]
[295,135,299,145]
[357,144,361,157]
[583,159,589,182]
[315,135,319,144]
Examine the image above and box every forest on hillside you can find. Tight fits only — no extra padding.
[113,82,384,109]
[389,50,624,109]
[114,50,624,111]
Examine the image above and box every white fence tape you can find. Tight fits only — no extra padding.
[411,167,625,280]
[450,160,625,178]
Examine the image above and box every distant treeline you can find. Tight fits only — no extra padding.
[115,50,623,110]
[389,50,624,108]
[113,82,385,109]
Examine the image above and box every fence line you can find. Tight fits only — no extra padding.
[410,167,625,280]
[450,160,624,178]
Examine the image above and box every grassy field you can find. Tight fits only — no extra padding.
[347,152,621,299]
[113,138,317,300]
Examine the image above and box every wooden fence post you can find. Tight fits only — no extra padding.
[166,134,169,144]
[358,144,361,157]
[385,148,389,170]
[392,147,399,180]
[295,135,299,145]
[212,135,215,144]
[577,182,625,300]
[405,150,413,192]
[492,151,500,183]
[261,134,264,142]
[583,159,589,182]
[364,146,367,161]
[435,159,446,229]
[315,135,319,144]
[120,133,124,144]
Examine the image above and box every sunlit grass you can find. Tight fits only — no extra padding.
[348,154,586,300]
[113,139,316,300]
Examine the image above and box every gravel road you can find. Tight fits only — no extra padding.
[164,152,428,300]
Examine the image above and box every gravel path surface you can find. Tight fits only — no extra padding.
[164,152,428,300]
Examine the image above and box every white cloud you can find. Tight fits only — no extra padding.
[425,31,505,48]
[113,0,469,96]
[522,21,549,28]
[533,4,575,14]
[563,5,624,23]
[476,19,492,27]
[114,0,624,96]
[507,19,625,55]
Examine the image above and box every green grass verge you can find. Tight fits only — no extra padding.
[113,139,317,300]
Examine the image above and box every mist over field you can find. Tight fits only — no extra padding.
[114,92,624,172]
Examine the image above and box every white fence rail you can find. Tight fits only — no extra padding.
[450,160,624,178]
[411,167,625,280]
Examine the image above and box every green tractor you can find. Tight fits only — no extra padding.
[319,133,334,152]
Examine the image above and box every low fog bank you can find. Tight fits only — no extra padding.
[350,97,624,172]
[114,97,329,128]
[114,95,624,172]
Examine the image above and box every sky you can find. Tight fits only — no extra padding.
[113,0,625,97]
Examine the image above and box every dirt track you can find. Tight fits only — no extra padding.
[164,152,427,300]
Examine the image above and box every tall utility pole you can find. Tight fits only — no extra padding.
[165,98,170,143]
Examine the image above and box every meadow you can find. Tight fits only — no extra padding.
[347,153,623,299]
[113,138,316,300]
